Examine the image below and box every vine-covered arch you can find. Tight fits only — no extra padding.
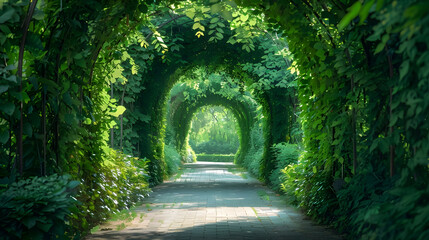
[132,17,293,184]
[169,90,255,165]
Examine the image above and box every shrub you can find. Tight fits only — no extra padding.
[243,147,263,177]
[334,169,429,240]
[192,140,238,154]
[164,144,182,175]
[71,150,151,235]
[196,154,235,162]
[280,163,305,205]
[242,125,264,178]
[0,174,79,239]
[280,156,337,220]
[269,143,299,192]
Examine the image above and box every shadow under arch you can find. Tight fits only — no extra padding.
[169,91,256,165]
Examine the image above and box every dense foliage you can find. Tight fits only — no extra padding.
[269,143,299,192]
[189,106,239,155]
[166,72,258,165]
[71,150,151,235]
[235,0,429,238]
[0,0,427,239]
[196,154,235,162]
[163,144,182,175]
[0,174,78,239]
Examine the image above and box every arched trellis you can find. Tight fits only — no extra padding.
[132,19,293,184]
[169,91,256,165]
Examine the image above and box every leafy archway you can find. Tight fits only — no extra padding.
[169,87,255,165]
[189,106,240,156]
[118,16,294,184]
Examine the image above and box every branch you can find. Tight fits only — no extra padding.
[17,0,38,175]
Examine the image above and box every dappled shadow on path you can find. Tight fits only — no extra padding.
[88,161,342,240]
[90,219,339,240]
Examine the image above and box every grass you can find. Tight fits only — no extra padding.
[227,166,248,179]
[173,168,184,180]
[145,203,152,211]
[90,207,140,234]
[257,190,270,201]
[251,207,261,221]
[90,226,100,234]
[240,172,248,179]
[109,209,137,222]
[116,223,126,231]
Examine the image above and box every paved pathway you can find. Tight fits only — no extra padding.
[89,162,342,240]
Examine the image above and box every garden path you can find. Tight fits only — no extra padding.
[88,161,342,240]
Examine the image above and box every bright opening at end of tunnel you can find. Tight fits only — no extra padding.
[189,106,240,162]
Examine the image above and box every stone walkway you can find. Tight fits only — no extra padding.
[88,162,342,240]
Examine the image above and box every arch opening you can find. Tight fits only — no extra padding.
[189,106,240,158]
[165,72,259,168]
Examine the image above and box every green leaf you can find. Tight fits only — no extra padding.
[344,177,351,183]
[67,180,80,189]
[6,75,17,83]
[376,0,385,11]
[399,60,410,80]
[0,128,9,144]
[23,122,33,137]
[220,10,233,21]
[211,3,222,13]
[185,9,195,19]
[240,14,249,22]
[37,222,53,232]
[0,9,15,24]
[0,101,15,115]
[210,17,219,23]
[338,1,362,31]
[359,0,375,24]
[0,85,8,94]
[110,105,126,117]
[0,24,11,34]
[249,18,257,26]
[22,216,37,229]
[32,8,45,21]
[313,166,317,174]
[374,43,384,54]
[192,22,201,30]
[0,33,6,45]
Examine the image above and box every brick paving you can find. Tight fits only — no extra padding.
[88,161,342,240]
